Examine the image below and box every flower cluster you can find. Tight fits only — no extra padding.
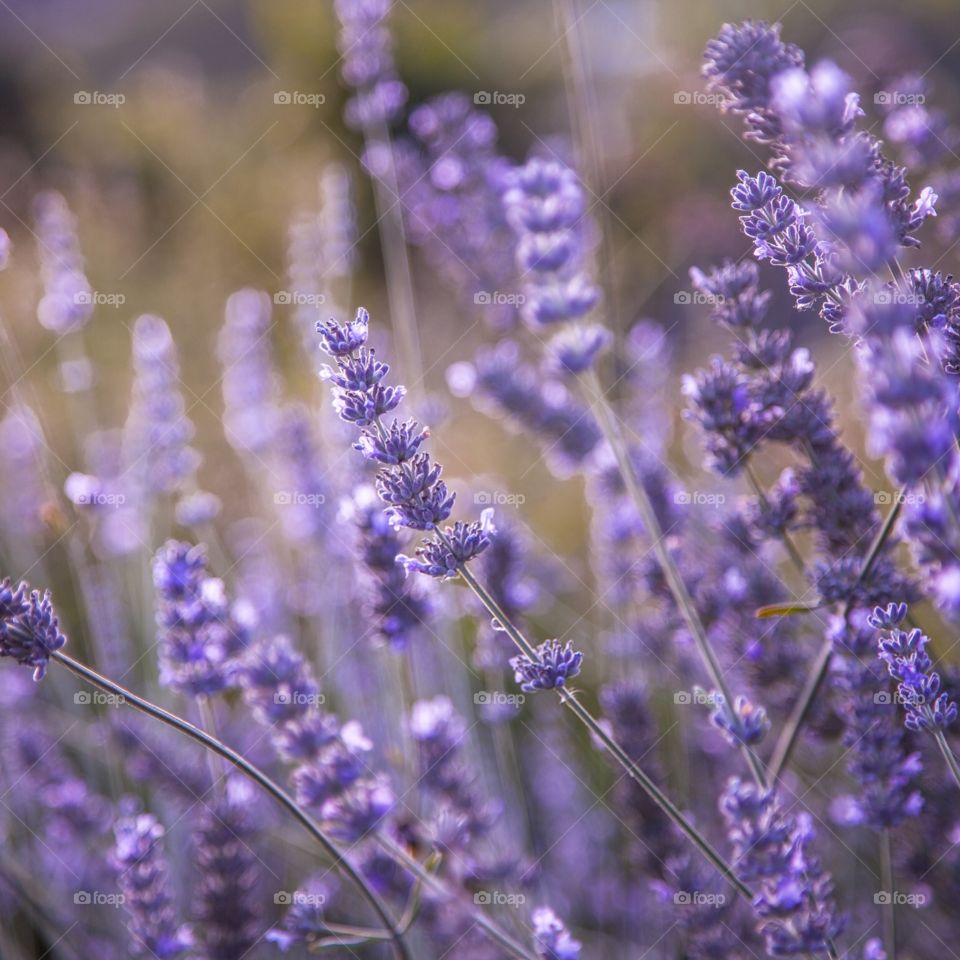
[871,603,958,732]
[532,906,581,960]
[721,778,843,956]
[319,307,494,577]
[510,639,583,692]
[0,578,66,680]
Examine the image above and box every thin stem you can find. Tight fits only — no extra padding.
[933,730,960,791]
[49,651,412,960]
[880,828,896,960]
[377,835,536,960]
[743,460,807,575]
[767,496,904,782]
[455,562,753,901]
[581,367,768,789]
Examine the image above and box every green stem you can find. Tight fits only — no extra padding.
[455,562,752,901]
[767,496,904,782]
[581,367,768,789]
[49,651,411,960]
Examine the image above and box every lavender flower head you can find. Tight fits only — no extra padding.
[870,603,958,732]
[511,639,583,692]
[319,307,493,577]
[113,812,194,959]
[0,578,67,680]
[531,906,581,960]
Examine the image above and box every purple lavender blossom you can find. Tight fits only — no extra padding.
[0,578,66,680]
[721,778,843,955]
[152,541,247,697]
[33,191,93,334]
[531,906,581,960]
[502,158,601,337]
[871,603,958,732]
[126,314,199,495]
[113,813,194,959]
[334,0,407,130]
[510,639,583,692]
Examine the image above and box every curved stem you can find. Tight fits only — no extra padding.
[49,651,412,960]
[455,562,753,901]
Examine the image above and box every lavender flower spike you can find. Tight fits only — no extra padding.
[114,812,194,959]
[870,603,958,732]
[531,906,581,960]
[0,577,67,680]
[511,639,583,692]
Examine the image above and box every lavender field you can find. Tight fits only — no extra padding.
[3,1,960,957]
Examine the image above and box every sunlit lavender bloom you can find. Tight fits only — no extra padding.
[193,778,262,959]
[241,634,393,839]
[503,158,600,334]
[114,813,194,959]
[531,906,581,960]
[703,20,804,145]
[448,341,603,477]
[334,0,407,130]
[218,288,279,457]
[153,541,247,697]
[342,484,431,648]
[396,93,519,328]
[829,613,923,829]
[871,603,958,732]
[511,639,582,692]
[126,314,199,495]
[721,778,843,955]
[321,308,493,577]
[0,578,66,680]
[33,191,93,333]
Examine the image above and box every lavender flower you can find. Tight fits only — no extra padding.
[702,690,770,747]
[153,541,247,697]
[503,158,601,337]
[871,603,958,732]
[320,307,493,576]
[510,639,582,692]
[334,0,407,130]
[33,191,93,334]
[126,314,199,495]
[0,578,66,680]
[265,875,336,952]
[531,906,581,960]
[113,813,194,959]
[721,778,843,956]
